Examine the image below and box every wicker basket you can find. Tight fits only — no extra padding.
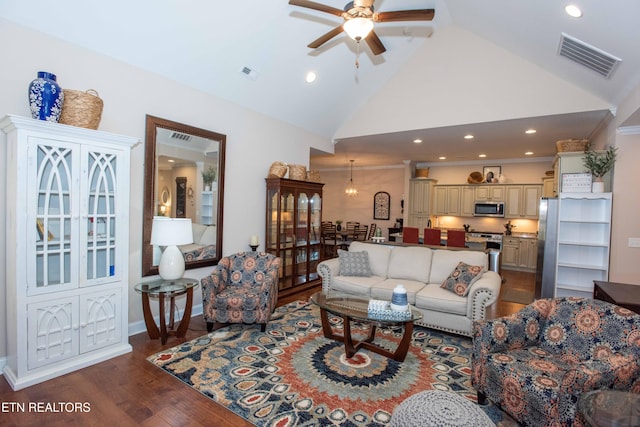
[306,170,321,182]
[268,161,288,178]
[467,171,484,184]
[59,89,103,130]
[288,164,307,181]
[415,167,429,178]
[556,139,589,153]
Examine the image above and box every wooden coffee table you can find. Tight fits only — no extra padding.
[309,292,422,362]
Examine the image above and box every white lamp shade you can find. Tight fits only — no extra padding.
[150,217,192,281]
[343,17,374,41]
[150,217,193,246]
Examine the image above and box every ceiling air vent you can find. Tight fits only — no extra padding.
[558,32,621,79]
[240,65,259,80]
[170,131,191,142]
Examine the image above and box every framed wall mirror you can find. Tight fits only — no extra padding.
[142,115,226,276]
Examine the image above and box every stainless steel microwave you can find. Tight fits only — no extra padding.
[474,202,505,217]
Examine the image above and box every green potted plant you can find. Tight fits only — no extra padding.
[583,145,617,192]
[335,220,343,231]
[201,165,216,191]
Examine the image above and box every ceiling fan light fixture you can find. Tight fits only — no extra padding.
[343,17,374,41]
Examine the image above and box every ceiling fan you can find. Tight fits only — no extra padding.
[289,0,435,55]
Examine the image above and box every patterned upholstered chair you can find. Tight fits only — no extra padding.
[472,297,640,427]
[201,252,281,332]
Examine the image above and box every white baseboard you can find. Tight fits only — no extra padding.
[127,303,203,336]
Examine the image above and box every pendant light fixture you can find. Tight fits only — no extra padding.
[345,159,358,196]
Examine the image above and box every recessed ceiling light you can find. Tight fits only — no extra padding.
[478,154,487,158]
[168,159,175,163]
[305,71,317,83]
[565,5,582,18]
[464,134,474,140]
[439,156,446,160]
[413,139,423,144]
[525,129,537,134]
[525,151,534,155]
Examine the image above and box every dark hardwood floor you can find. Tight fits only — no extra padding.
[0,269,533,426]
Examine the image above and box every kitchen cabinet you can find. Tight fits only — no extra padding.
[1,115,137,390]
[474,185,505,202]
[408,178,436,228]
[502,236,537,271]
[542,176,555,198]
[502,236,520,268]
[555,193,612,298]
[505,185,542,219]
[519,238,538,269]
[460,186,475,217]
[433,185,461,216]
[265,178,323,297]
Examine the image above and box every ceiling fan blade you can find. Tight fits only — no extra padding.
[365,29,386,55]
[308,25,345,49]
[374,9,435,22]
[288,0,344,17]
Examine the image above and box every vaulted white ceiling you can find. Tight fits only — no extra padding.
[2,0,639,168]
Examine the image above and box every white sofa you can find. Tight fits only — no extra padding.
[179,223,217,260]
[317,241,502,336]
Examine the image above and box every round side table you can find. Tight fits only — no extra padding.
[135,278,199,344]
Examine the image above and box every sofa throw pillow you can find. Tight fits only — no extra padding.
[440,261,484,296]
[338,249,372,277]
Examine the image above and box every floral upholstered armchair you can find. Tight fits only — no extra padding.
[201,252,281,332]
[472,297,640,427]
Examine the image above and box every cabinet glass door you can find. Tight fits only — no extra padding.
[30,142,78,293]
[84,150,119,283]
[279,191,295,290]
[309,192,321,268]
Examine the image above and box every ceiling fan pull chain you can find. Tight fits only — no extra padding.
[355,40,361,69]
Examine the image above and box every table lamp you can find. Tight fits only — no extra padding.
[150,217,193,280]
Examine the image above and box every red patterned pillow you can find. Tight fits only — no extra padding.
[440,262,484,296]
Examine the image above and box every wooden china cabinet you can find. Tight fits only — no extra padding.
[265,178,323,297]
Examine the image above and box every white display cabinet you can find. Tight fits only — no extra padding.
[1,115,137,390]
[555,193,612,298]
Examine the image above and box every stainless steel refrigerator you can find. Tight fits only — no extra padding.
[535,197,559,299]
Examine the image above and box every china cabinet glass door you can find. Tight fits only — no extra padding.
[83,148,119,284]
[29,140,78,294]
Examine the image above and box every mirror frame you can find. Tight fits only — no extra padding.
[142,115,226,276]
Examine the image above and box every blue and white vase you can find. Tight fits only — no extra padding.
[28,71,64,122]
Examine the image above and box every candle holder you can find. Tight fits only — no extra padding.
[249,244,259,251]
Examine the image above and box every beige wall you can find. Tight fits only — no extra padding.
[609,132,640,284]
[320,166,405,236]
[0,19,334,358]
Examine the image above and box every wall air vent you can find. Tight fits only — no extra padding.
[558,33,621,79]
[170,131,191,142]
[240,65,259,80]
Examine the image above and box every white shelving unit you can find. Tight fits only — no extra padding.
[1,115,137,390]
[555,192,612,298]
[200,189,216,225]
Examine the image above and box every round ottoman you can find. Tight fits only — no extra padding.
[389,390,495,427]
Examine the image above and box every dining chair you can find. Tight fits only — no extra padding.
[367,223,377,240]
[423,228,442,246]
[402,227,420,244]
[321,223,340,258]
[447,230,467,248]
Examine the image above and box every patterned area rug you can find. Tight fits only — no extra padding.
[148,301,513,426]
